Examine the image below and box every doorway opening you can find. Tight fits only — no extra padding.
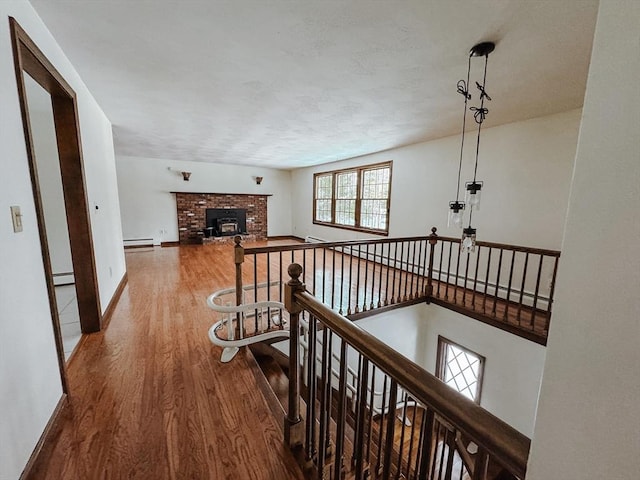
[10,18,102,385]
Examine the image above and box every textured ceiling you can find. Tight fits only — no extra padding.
[29,1,599,169]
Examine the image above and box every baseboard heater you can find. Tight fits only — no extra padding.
[123,238,154,248]
[304,236,326,243]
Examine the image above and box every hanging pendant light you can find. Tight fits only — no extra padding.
[465,180,483,210]
[461,227,477,253]
[461,41,494,252]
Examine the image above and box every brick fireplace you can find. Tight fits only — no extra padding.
[174,192,268,244]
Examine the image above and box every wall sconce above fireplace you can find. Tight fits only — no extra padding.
[182,171,192,181]
[255,176,263,185]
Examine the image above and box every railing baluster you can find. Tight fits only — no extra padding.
[381,380,398,480]
[434,422,446,480]
[530,254,544,328]
[363,244,369,311]
[482,247,492,314]
[454,242,462,305]
[333,339,349,480]
[445,241,453,300]
[395,392,409,480]
[405,399,418,478]
[279,251,283,302]
[325,331,333,457]
[312,247,317,296]
[354,357,370,480]
[547,255,560,332]
[492,249,504,317]
[370,244,376,310]
[366,365,376,462]
[517,252,530,325]
[356,245,362,313]
[331,246,336,310]
[305,315,317,463]
[377,243,384,308]
[416,238,424,299]
[322,248,327,304]
[339,245,345,315]
[463,251,471,307]
[391,242,399,304]
[384,243,391,306]
[437,240,444,298]
[317,327,331,478]
[504,251,516,322]
[375,375,389,477]
[472,245,481,309]
[348,245,354,315]
[444,428,455,480]
[266,251,271,330]
[400,241,407,302]
[417,408,436,480]
[253,253,258,332]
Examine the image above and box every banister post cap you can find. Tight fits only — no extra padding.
[431,227,438,235]
[288,263,303,283]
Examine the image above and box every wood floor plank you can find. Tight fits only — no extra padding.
[27,241,305,480]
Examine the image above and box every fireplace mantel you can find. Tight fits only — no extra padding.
[175,192,268,244]
[171,191,273,197]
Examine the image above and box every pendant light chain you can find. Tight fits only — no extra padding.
[472,54,490,184]
[455,55,472,202]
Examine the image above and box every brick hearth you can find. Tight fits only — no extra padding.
[174,192,268,244]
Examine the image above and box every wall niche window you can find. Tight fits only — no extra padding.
[436,336,485,403]
[313,161,392,235]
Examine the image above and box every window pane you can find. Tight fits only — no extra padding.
[440,342,483,402]
[315,199,332,222]
[335,199,356,226]
[360,166,390,230]
[336,171,357,199]
[360,199,388,230]
[315,174,333,199]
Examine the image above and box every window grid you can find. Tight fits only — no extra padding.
[313,162,392,234]
[436,337,484,404]
[360,167,390,230]
[315,174,333,222]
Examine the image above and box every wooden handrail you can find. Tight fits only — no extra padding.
[243,235,430,254]
[290,284,530,479]
[435,235,561,257]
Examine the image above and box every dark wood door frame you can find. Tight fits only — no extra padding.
[9,18,103,388]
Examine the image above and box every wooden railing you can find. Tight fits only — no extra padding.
[284,264,530,480]
[233,228,560,345]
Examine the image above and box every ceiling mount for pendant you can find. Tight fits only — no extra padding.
[470,42,495,57]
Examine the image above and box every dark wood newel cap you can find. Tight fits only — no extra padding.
[287,263,303,283]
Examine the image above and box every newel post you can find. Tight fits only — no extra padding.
[234,236,244,337]
[284,263,305,448]
[426,227,438,303]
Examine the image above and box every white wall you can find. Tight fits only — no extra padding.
[358,304,546,437]
[527,1,640,479]
[116,155,293,244]
[0,1,125,478]
[291,109,581,250]
[24,75,74,279]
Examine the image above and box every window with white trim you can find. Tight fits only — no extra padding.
[436,336,485,403]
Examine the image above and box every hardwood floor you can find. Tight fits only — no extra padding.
[27,241,305,480]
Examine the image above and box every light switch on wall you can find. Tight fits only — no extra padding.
[10,206,23,233]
